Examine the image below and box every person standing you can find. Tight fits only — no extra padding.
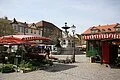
[45,48,50,59]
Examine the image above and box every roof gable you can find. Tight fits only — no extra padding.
[114,23,120,28]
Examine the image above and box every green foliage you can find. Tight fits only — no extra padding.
[29,60,43,66]
[0,64,2,72]
[115,56,120,67]
[19,60,34,73]
[0,64,15,73]
[19,60,32,68]
[28,59,53,67]
[0,19,16,36]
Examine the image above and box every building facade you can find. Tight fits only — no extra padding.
[35,20,62,41]
[11,18,62,44]
[82,23,120,64]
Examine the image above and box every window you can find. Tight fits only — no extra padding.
[21,27,24,33]
[68,40,71,45]
[14,25,17,30]
[91,27,99,33]
[115,24,120,31]
[91,30,98,33]
[34,30,36,34]
[31,29,33,33]
[102,29,105,32]
[25,28,28,33]
[91,27,100,33]
[108,28,111,31]
[44,28,46,32]
[116,28,120,31]
[40,28,43,31]
[18,26,20,32]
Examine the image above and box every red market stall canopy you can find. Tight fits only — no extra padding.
[82,33,120,40]
[0,35,51,45]
[0,36,27,45]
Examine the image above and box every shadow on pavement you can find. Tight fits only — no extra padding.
[43,63,77,72]
[109,64,120,69]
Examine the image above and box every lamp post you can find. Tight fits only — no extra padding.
[62,23,76,62]
[71,25,76,62]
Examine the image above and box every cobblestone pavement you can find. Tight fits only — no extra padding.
[0,55,120,80]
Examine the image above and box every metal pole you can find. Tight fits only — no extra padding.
[72,31,75,62]
[24,27,25,35]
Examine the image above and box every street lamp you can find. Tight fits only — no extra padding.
[62,23,76,62]
[71,25,76,62]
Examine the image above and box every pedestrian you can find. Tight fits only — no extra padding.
[45,48,50,59]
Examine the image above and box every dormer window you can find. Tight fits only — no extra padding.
[115,24,120,31]
[102,29,105,32]
[108,28,111,31]
[91,27,99,33]
[116,28,120,31]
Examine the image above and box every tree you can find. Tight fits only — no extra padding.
[0,19,16,36]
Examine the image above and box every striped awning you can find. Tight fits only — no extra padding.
[82,33,120,40]
[3,35,50,41]
[22,36,50,41]
[0,35,50,45]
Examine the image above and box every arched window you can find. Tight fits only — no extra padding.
[68,40,71,45]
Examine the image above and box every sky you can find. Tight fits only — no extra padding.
[0,0,120,34]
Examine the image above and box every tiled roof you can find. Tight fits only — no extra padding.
[82,23,118,35]
[35,20,62,31]
[36,20,44,27]
[36,20,52,27]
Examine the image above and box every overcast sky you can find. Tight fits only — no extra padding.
[0,0,120,34]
